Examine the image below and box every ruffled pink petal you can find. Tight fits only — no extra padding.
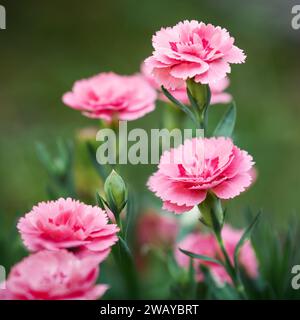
[194,60,231,84]
[225,45,246,64]
[212,173,252,199]
[152,67,185,89]
[170,62,209,80]
[162,201,193,214]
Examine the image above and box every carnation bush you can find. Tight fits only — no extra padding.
[1,19,299,301]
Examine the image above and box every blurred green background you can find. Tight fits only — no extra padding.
[0,0,299,230]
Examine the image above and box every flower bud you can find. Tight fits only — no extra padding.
[104,170,127,215]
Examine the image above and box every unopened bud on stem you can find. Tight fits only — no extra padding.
[104,170,127,217]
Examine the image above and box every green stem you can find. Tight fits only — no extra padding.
[112,239,140,299]
[199,194,248,299]
[213,225,248,300]
[111,205,139,298]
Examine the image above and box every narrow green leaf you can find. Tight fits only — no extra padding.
[112,236,140,299]
[198,217,210,227]
[188,257,197,299]
[221,207,227,228]
[234,211,261,269]
[106,187,119,217]
[186,87,200,116]
[213,102,237,137]
[202,85,211,133]
[95,192,106,210]
[161,86,198,126]
[119,236,133,259]
[179,248,224,266]
[119,200,127,212]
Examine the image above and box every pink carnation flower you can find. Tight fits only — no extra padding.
[0,250,107,300]
[17,198,119,262]
[62,72,157,122]
[147,137,254,214]
[175,225,258,284]
[145,20,246,89]
[141,62,232,105]
[137,210,178,248]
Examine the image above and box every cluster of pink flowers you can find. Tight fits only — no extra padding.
[175,225,258,284]
[1,19,258,300]
[148,137,254,214]
[2,198,119,300]
[63,21,243,124]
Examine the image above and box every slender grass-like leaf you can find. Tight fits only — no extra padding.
[186,87,200,116]
[161,86,198,126]
[179,248,224,266]
[213,102,237,137]
[234,211,261,269]
[95,192,107,210]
